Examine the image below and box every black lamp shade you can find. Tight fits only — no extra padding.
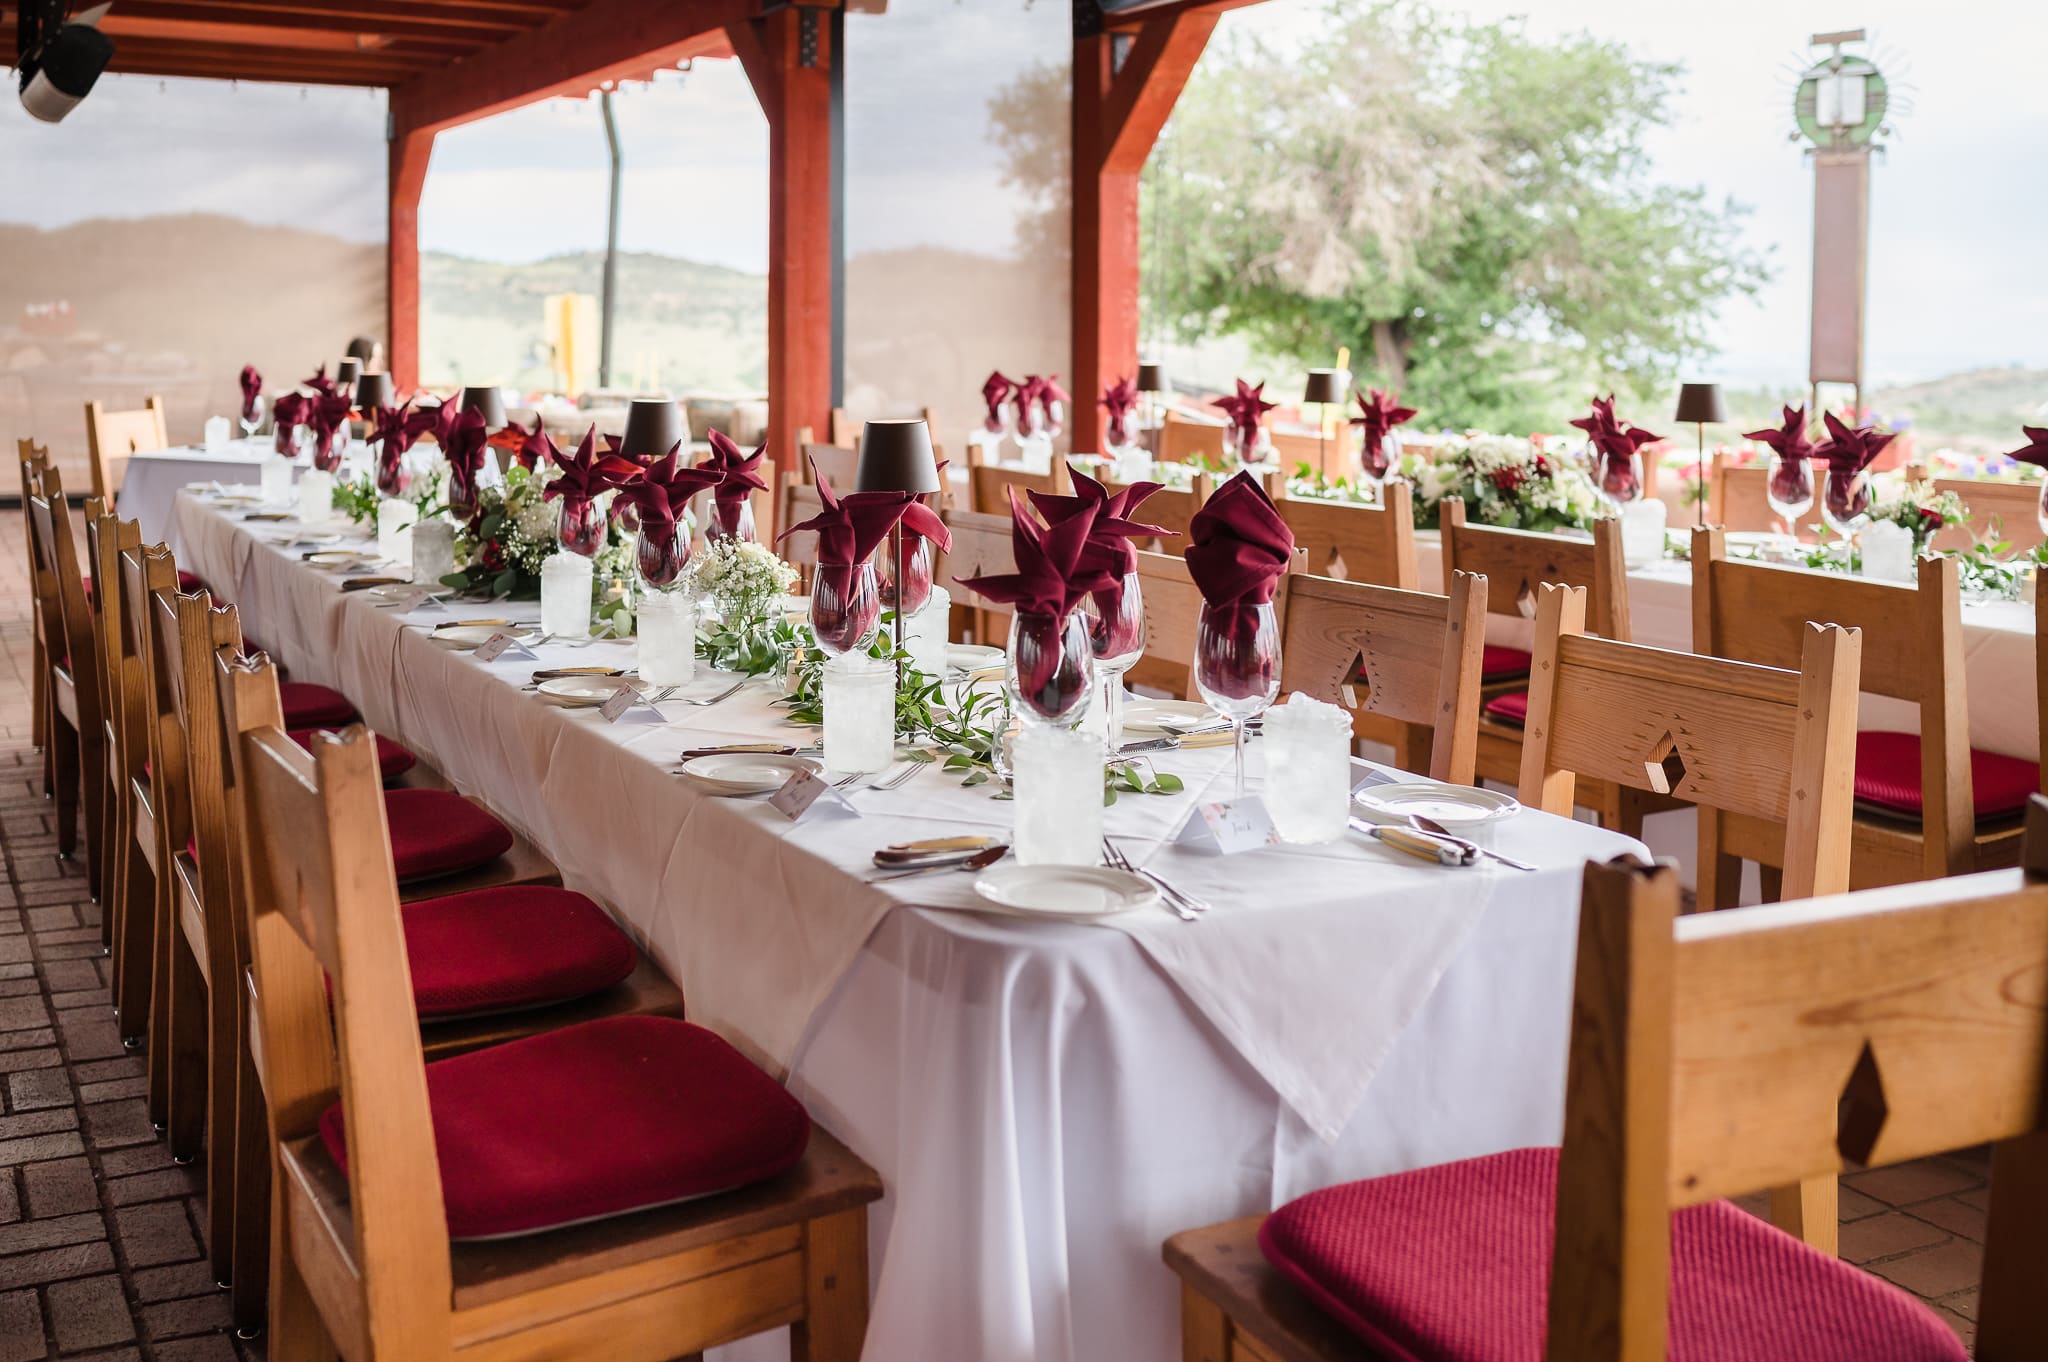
[458,386,507,429]
[618,398,683,460]
[1137,362,1167,394]
[1303,368,1350,406]
[354,372,394,411]
[855,419,941,494]
[336,357,363,390]
[1673,382,1727,424]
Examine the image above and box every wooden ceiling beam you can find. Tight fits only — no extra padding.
[100,34,435,77]
[102,53,395,85]
[389,0,760,135]
[79,15,476,58]
[113,0,543,34]
[67,0,527,44]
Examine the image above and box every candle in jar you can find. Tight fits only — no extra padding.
[376,499,417,571]
[539,552,595,640]
[638,591,697,687]
[822,652,895,774]
[410,517,457,586]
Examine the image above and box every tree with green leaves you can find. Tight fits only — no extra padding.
[1128,2,1769,432]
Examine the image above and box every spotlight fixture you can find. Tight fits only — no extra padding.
[16,1,114,125]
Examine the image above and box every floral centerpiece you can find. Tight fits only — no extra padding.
[1398,433,1606,532]
[1864,479,1968,551]
[438,463,631,606]
[683,538,800,674]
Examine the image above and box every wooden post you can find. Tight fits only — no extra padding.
[387,125,434,393]
[1070,7,1221,452]
[731,5,835,487]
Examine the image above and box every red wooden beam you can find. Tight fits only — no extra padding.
[388,127,435,392]
[728,3,834,486]
[1071,8,1220,450]
[386,0,753,137]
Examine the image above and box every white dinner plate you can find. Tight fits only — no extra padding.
[1352,781,1520,828]
[538,675,639,706]
[305,550,372,571]
[271,531,343,548]
[364,583,429,605]
[1723,530,1794,553]
[678,752,821,796]
[1121,698,1215,734]
[430,624,526,650]
[969,864,1159,919]
[945,644,1004,674]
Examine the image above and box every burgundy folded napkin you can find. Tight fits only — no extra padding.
[1014,375,1047,436]
[306,389,352,442]
[1570,394,1661,460]
[1184,470,1294,608]
[619,442,724,539]
[2008,426,2048,468]
[1036,374,1071,428]
[956,487,1111,621]
[511,415,552,472]
[1029,464,1172,579]
[410,399,461,450]
[1101,376,1138,446]
[442,405,491,508]
[272,391,307,439]
[1212,378,1278,448]
[1814,411,1896,477]
[302,364,337,397]
[1744,404,1816,462]
[239,365,262,421]
[780,455,950,566]
[982,371,1015,433]
[700,430,769,505]
[1350,387,1417,476]
[369,401,415,487]
[543,424,639,503]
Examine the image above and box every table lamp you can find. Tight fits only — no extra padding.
[1302,368,1350,473]
[618,397,682,460]
[335,357,362,394]
[1138,361,1166,432]
[1672,383,1727,526]
[458,385,507,431]
[856,418,941,656]
[353,372,394,412]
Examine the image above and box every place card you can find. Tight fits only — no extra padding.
[768,768,861,825]
[1174,795,1280,855]
[473,631,538,663]
[599,686,665,725]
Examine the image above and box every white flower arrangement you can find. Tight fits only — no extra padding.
[680,537,799,624]
[1397,434,1606,532]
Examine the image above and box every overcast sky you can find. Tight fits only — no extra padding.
[2,0,2041,384]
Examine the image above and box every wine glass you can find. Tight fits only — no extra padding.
[1361,430,1399,486]
[558,497,605,557]
[1766,453,1815,535]
[811,562,881,656]
[1007,609,1094,727]
[1195,601,1281,798]
[1820,467,1872,552]
[239,393,266,443]
[374,448,406,499]
[637,518,691,589]
[879,533,935,619]
[1078,576,1144,751]
[710,496,755,544]
[1598,451,1643,505]
[311,426,344,474]
[2037,481,2048,541]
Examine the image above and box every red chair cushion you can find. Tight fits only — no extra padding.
[84,569,204,601]
[1854,730,2040,821]
[290,729,416,782]
[403,886,638,1019]
[318,1016,810,1240]
[1481,690,1528,727]
[1481,644,1531,682]
[1258,1147,1964,1362]
[279,682,357,729]
[382,789,514,883]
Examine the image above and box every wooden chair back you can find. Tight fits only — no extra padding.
[799,441,859,492]
[1129,549,1217,700]
[1521,582,1859,901]
[1927,478,2047,555]
[1104,473,1208,554]
[1439,497,1629,641]
[966,451,1069,516]
[173,597,248,991]
[83,502,132,755]
[1268,427,1338,477]
[1692,525,1974,880]
[222,652,458,1358]
[776,474,826,591]
[1279,570,1486,783]
[141,550,197,883]
[84,395,169,500]
[21,462,73,677]
[1275,481,1419,590]
[94,515,151,811]
[1550,843,2048,1360]
[936,507,1016,646]
[1159,411,1225,465]
[1705,454,1792,535]
[829,406,855,448]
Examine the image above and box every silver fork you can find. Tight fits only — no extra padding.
[678,680,748,707]
[1104,839,1196,921]
[866,760,927,792]
[1106,838,1212,913]
[833,772,864,789]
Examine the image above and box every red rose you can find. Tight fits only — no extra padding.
[1917,507,1944,532]
[1491,466,1527,495]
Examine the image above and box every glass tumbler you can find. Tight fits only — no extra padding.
[1012,725,1104,867]
[1260,694,1354,843]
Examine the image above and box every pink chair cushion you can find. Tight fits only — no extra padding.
[404,885,638,1019]
[82,569,203,602]
[1481,645,1531,682]
[1854,730,2039,820]
[381,788,514,883]
[1481,690,1528,727]
[318,1016,810,1240]
[278,682,357,729]
[1258,1147,1965,1362]
[290,729,416,782]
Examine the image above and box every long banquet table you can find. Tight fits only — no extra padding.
[172,488,1641,1361]
[117,441,271,558]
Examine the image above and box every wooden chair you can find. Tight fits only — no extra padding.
[176,603,683,1331]
[1159,410,1226,465]
[1101,472,1208,555]
[23,465,107,898]
[1279,570,1486,784]
[799,441,859,492]
[1274,481,1418,590]
[1168,833,2048,1362]
[935,507,1016,647]
[965,448,1069,516]
[1706,453,1778,533]
[1926,477,2046,555]
[93,514,158,1042]
[84,394,169,501]
[224,658,881,1362]
[1128,548,1247,701]
[18,441,51,795]
[82,500,131,940]
[829,405,856,448]
[1437,498,1648,829]
[1692,525,2016,890]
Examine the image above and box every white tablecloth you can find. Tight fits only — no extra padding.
[117,442,271,555]
[174,491,1642,1362]
[1415,532,2038,761]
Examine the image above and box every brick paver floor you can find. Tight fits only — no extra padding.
[0,506,1986,1355]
